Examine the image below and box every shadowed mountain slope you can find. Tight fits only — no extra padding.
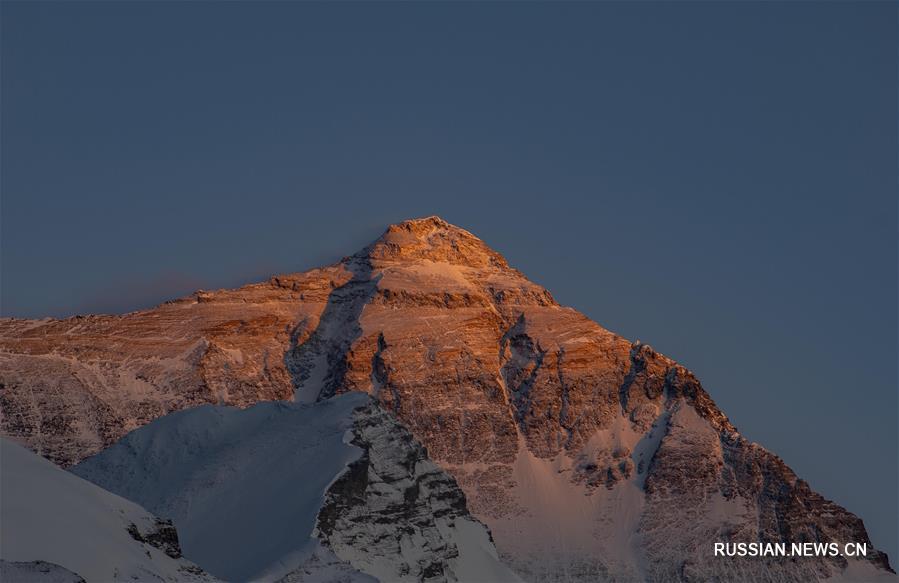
[0,216,892,582]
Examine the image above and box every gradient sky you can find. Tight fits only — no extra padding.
[2,1,897,561]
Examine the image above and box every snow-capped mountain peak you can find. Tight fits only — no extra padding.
[0,218,893,582]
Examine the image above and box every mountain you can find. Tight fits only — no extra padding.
[0,216,893,582]
[71,392,519,583]
[0,438,215,582]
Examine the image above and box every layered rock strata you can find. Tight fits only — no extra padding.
[1,216,892,581]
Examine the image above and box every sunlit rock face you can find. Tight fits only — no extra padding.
[1,216,893,582]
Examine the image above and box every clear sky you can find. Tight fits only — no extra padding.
[2,1,896,562]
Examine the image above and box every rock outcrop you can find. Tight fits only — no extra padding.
[1,216,893,582]
[315,399,520,583]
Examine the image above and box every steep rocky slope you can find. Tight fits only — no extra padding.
[0,216,893,581]
[73,393,519,583]
[0,438,216,582]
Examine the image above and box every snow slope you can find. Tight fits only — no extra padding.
[74,393,520,582]
[4,216,892,582]
[73,393,367,581]
[0,561,85,583]
[0,438,215,582]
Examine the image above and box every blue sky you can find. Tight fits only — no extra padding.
[2,1,896,561]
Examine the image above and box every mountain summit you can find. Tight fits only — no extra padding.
[360,216,511,269]
[0,218,893,582]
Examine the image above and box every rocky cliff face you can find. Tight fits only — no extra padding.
[0,216,893,582]
[315,400,520,583]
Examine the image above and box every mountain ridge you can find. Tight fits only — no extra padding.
[0,216,892,582]
[72,392,519,583]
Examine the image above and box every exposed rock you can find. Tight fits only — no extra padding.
[316,400,518,583]
[1,216,892,582]
[73,393,518,583]
[126,518,183,559]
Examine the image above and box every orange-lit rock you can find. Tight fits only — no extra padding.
[0,216,891,581]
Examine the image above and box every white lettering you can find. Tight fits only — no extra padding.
[715,540,868,558]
